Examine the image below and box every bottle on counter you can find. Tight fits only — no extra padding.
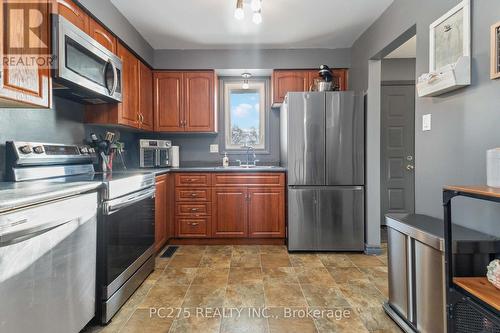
[222,152,229,167]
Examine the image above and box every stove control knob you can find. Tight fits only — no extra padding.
[88,148,95,154]
[79,146,88,154]
[19,145,33,154]
[33,146,44,154]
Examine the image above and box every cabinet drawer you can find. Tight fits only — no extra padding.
[175,188,211,201]
[175,173,211,187]
[212,173,285,187]
[176,203,211,216]
[177,217,210,237]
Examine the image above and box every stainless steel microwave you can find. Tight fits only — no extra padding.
[139,140,172,168]
[52,15,122,104]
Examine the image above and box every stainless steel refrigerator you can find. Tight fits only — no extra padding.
[281,91,365,251]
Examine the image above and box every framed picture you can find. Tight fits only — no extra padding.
[429,0,471,72]
[491,21,500,79]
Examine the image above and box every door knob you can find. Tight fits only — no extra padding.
[406,164,414,171]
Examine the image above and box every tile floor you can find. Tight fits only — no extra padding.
[85,244,401,333]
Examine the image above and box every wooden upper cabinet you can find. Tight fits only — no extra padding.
[117,43,139,127]
[272,70,309,105]
[184,71,215,132]
[57,0,90,33]
[154,70,216,133]
[212,187,248,238]
[248,188,285,238]
[88,19,116,53]
[272,68,349,105]
[331,69,348,91]
[154,72,184,132]
[139,61,154,131]
[307,69,348,91]
[0,0,51,108]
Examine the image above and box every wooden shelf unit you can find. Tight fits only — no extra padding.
[454,277,500,311]
[443,185,500,332]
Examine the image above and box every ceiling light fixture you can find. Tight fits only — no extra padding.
[234,0,244,20]
[252,9,262,25]
[234,0,263,24]
[241,72,252,89]
[250,0,262,11]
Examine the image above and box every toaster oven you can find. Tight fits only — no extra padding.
[139,140,172,168]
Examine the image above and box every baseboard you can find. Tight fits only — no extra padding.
[168,238,286,245]
[364,243,383,255]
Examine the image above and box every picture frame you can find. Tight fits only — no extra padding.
[429,0,470,72]
[491,21,500,79]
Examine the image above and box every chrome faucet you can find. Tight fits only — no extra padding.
[236,144,259,167]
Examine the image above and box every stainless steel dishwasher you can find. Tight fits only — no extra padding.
[0,192,98,333]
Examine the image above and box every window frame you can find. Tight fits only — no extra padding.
[219,77,271,154]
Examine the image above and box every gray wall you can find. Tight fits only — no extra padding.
[154,48,351,69]
[78,0,154,65]
[0,98,86,179]
[351,0,500,236]
[381,58,416,82]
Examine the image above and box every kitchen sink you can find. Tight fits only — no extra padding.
[215,165,280,170]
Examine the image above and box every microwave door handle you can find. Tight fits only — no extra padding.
[155,149,160,167]
[109,60,118,96]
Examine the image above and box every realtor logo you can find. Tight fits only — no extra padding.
[2,0,53,69]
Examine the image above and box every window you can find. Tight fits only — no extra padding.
[223,80,267,150]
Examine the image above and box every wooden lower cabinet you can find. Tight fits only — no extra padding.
[212,187,248,238]
[248,187,285,238]
[172,172,285,241]
[177,216,211,237]
[154,175,168,252]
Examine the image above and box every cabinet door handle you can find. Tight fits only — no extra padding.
[190,222,199,226]
[190,208,199,212]
[190,193,198,197]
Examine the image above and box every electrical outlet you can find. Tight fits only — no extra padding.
[210,144,219,153]
[422,114,431,131]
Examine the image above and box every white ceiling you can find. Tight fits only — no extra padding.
[110,0,394,50]
[385,35,416,58]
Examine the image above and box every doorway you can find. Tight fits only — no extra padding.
[380,36,416,225]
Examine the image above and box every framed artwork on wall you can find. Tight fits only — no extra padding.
[429,0,471,72]
[417,0,471,97]
[491,21,500,79]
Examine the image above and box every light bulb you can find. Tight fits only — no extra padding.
[234,0,244,20]
[252,11,262,24]
[234,7,244,20]
[251,0,261,11]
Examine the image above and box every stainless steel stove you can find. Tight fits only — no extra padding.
[5,141,156,324]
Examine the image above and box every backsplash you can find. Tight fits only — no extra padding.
[0,97,86,179]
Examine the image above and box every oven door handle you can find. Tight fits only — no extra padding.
[103,188,155,215]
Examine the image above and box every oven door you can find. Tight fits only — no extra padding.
[101,187,155,298]
[53,15,122,103]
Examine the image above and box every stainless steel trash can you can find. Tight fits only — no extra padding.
[384,214,447,333]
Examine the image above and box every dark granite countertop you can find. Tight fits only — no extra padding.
[130,166,287,175]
